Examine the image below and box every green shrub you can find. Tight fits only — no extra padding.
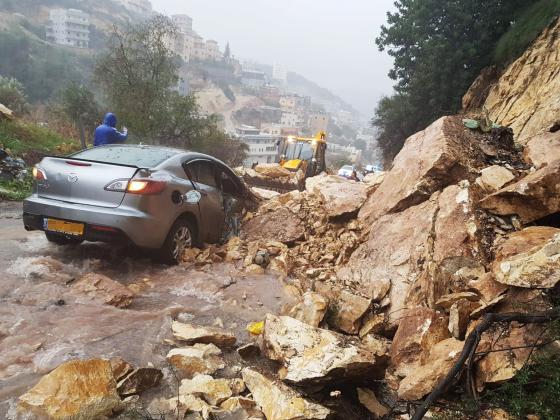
[0,119,77,156]
[494,0,560,64]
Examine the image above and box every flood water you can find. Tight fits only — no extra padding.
[0,201,291,418]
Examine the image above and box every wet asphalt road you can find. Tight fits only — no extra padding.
[0,200,290,418]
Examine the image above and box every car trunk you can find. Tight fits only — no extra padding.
[37,157,138,208]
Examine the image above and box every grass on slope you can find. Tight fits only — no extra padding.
[0,118,78,200]
[494,0,560,64]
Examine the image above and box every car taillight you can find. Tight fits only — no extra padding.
[105,179,166,195]
[32,166,47,181]
[127,180,166,195]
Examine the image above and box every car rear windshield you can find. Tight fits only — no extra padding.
[71,146,179,168]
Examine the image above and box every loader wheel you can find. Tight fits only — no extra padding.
[158,219,195,265]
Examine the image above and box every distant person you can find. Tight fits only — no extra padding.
[94,113,128,146]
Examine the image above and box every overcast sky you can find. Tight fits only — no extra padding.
[150,0,396,116]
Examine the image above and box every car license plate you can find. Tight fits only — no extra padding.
[45,218,84,236]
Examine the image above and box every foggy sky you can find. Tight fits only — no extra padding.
[150,0,395,117]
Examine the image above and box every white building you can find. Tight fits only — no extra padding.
[236,125,279,167]
[46,9,90,48]
[272,63,288,83]
[115,0,153,15]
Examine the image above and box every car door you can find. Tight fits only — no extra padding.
[184,159,225,243]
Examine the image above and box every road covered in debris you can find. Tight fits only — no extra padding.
[3,114,560,419]
[0,172,384,419]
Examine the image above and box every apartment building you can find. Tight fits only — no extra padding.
[235,125,279,167]
[46,9,90,48]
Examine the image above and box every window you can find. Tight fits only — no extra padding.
[186,160,217,188]
[71,145,179,168]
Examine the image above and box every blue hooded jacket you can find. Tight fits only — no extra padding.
[94,113,128,146]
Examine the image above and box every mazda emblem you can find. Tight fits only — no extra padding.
[67,173,79,183]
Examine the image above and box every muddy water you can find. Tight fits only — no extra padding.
[0,202,291,417]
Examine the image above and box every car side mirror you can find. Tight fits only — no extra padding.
[183,190,202,204]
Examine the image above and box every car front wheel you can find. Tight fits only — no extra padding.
[159,219,194,265]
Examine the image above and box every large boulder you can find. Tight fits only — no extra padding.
[476,323,546,385]
[242,368,330,420]
[492,227,560,288]
[242,206,305,244]
[480,160,560,223]
[305,173,371,218]
[262,314,388,386]
[339,183,484,328]
[398,338,464,401]
[390,307,450,378]
[359,116,486,223]
[523,132,560,169]
[479,18,560,143]
[18,359,122,419]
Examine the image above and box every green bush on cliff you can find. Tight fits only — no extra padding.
[494,0,560,64]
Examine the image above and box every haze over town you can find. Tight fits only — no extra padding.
[151,0,396,115]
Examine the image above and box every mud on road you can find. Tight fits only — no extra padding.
[0,201,290,418]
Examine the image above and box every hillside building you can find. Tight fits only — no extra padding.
[272,63,288,83]
[241,70,266,89]
[46,9,90,49]
[235,125,279,167]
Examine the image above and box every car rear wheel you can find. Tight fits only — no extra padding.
[45,231,84,245]
[159,219,194,265]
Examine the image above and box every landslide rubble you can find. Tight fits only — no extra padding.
[16,115,560,418]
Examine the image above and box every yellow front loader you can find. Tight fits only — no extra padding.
[242,131,328,193]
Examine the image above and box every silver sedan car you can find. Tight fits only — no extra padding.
[23,145,248,264]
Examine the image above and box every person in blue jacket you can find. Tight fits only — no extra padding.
[94,113,128,146]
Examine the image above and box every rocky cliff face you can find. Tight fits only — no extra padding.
[464,18,560,144]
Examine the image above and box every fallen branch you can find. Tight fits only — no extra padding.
[411,309,560,420]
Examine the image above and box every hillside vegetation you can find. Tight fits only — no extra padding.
[373,0,558,164]
[494,0,560,63]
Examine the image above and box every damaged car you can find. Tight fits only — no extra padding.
[23,145,249,264]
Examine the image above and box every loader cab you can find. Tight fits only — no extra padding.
[279,132,327,177]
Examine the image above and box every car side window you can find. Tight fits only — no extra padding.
[219,170,241,196]
[185,161,218,188]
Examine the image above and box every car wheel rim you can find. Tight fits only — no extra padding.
[172,226,192,261]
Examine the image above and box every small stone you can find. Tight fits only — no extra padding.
[357,387,389,417]
[179,374,233,406]
[110,357,134,382]
[172,321,237,347]
[167,343,225,378]
[237,342,261,360]
[117,368,163,397]
[242,368,330,420]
